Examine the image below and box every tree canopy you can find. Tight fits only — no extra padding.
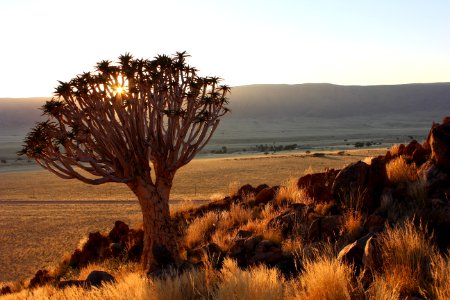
[20,52,230,185]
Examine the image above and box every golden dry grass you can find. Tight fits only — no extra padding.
[275,177,313,205]
[432,253,450,300]
[185,211,219,248]
[342,210,364,242]
[216,258,285,300]
[386,156,418,183]
[290,255,353,299]
[378,220,436,298]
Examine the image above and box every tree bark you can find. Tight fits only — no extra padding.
[128,176,178,273]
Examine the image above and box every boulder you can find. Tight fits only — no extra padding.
[252,187,278,206]
[308,215,343,242]
[338,240,364,267]
[339,234,375,274]
[297,169,339,202]
[110,242,126,257]
[403,140,429,166]
[428,117,450,171]
[249,239,284,265]
[255,184,270,194]
[243,236,263,252]
[29,269,53,289]
[362,236,383,272]
[332,158,386,213]
[108,220,129,243]
[0,286,12,295]
[192,196,234,218]
[69,232,111,268]
[237,184,256,198]
[228,238,247,266]
[235,230,253,239]
[332,161,370,203]
[418,160,450,198]
[364,214,386,233]
[267,203,309,236]
[85,271,115,287]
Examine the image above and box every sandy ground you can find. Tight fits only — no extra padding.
[0,148,386,282]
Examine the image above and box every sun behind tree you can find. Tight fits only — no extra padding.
[20,52,230,272]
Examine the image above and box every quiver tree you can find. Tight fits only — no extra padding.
[20,52,230,272]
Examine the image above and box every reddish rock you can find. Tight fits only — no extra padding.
[243,236,263,251]
[338,240,364,266]
[332,161,370,201]
[255,184,270,194]
[297,169,339,202]
[0,286,12,295]
[108,220,129,243]
[29,269,53,288]
[249,240,284,265]
[364,214,386,233]
[402,140,429,166]
[428,118,450,171]
[85,271,115,287]
[332,158,386,213]
[237,184,256,198]
[308,215,343,242]
[363,236,383,272]
[267,203,309,236]
[339,234,375,273]
[191,197,234,218]
[69,232,111,268]
[253,187,278,206]
[418,160,450,197]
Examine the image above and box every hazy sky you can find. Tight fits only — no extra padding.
[1,0,449,97]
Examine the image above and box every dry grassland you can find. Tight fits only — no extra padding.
[0,149,385,282]
[0,149,385,201]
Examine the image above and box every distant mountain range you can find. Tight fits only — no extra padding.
[226,82,450,119]
[1,82,450,134]
[1,83,450,158]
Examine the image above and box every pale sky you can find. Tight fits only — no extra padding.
[0,0,449,97]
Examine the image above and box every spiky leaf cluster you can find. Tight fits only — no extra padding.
[21,52,230,185]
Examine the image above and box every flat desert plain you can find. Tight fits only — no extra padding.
[0,148,385,282]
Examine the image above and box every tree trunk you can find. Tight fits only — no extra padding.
[128,176,178,273]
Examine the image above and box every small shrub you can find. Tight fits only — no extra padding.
[215,258,285,300]
[291,254,353,299]
[431,253,450,300]
[342,210,364,242]
[275,177,312,205]
[282,237,304,256]
[216,204,253,232]
[386,157,418,184]
[152,266,219,300]
[379,220,436,298]
[210,227,237,252]
[367,276,401,300]
[185,211,219,248]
